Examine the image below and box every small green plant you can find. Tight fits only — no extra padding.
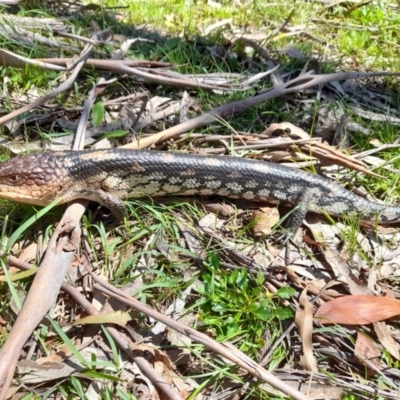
[195,253,294,354]
[91,101,105,127]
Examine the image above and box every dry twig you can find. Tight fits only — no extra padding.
[122,70,400,149]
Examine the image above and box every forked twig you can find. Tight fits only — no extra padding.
[122,70,400,149]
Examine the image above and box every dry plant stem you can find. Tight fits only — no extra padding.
[0,201,87,400]
[73,48,126,149]
[122,70,400,150]
[295,142,380,177]
[36,58,173,68]
[7,257,185,400]
[91,281,309,400]
[189,136,376,176]
[102,91,149,106]
[73,78,117,150]
[90,61,277,92]
[192,137,321,153]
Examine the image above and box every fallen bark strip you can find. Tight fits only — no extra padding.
[0,201,87,400]
[7,256,185,400]
[121,70,400,150]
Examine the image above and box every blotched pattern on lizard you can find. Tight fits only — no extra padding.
[0,149,398,233]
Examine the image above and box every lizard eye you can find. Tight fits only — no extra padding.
[8,174,22,184]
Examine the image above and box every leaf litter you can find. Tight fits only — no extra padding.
[0,4,400,400]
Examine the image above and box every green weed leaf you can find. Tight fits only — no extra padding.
[254,307,273,321]
[275,307,293,320]
[276,286,296,299]
[91,101,105,127]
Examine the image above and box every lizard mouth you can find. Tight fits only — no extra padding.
[0,186,56,206]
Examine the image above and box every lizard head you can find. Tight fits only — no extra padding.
[0,152,67,206]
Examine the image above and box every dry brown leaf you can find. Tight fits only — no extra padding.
[354,332,381,375]
[17,359,77,383]
[203,201,237,217]
[266,150,293,162]
[315,295,400,325]
[374,322,400,360]
[262,122,311,140]
[295,288,318,372]
[130,344,180,388]
[198,213,224,233]
[129,342,158,354]
[305,218,374,295]
[73,311,132,327]
[260,381,343,399]
[306,279,341,301]
[252,207,280,237]
[18,243,38,263]
[35,354,62,365]
[153,349,174,383]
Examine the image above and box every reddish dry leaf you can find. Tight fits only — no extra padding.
[315,295,400,325]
